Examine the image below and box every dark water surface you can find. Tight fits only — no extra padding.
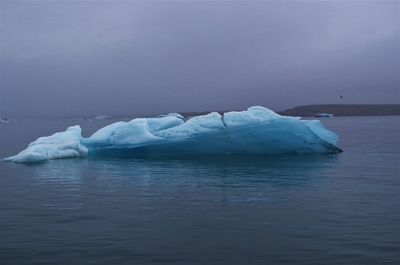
[1,116,399,264]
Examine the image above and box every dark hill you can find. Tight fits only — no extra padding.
[178,104,400,118]
[278,104,400,117]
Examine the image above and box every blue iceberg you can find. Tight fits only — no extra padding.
[4,106,342,163]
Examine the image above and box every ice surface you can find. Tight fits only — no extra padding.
[4,106,342,162]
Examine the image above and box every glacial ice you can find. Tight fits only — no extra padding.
[4,106,342,162]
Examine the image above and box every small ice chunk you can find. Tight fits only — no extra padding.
[157,113,184,119]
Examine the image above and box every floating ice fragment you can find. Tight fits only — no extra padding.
[315,113,334,118]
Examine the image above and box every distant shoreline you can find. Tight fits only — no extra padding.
[180,104,400,118]
[277,104,400,117]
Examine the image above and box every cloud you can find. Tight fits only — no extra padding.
[1,0,398,117]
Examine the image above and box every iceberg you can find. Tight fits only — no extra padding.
[4,106,342,163]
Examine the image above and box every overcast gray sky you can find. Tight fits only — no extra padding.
[1,0,399,118]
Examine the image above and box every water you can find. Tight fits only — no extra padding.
[1,116,399,264]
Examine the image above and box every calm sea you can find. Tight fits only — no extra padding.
[0,116,399,265]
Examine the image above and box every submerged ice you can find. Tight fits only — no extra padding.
[4,106,342,162]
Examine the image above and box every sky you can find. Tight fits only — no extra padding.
[1,0,399,118]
